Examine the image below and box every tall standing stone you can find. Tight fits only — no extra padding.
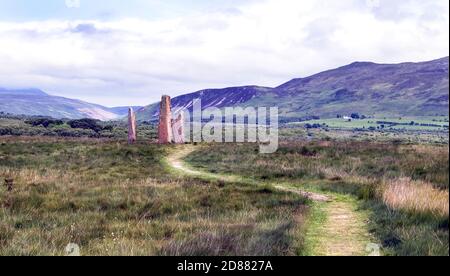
[158,95,173,144]
[128,107,137,144]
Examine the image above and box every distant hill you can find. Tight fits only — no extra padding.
[0,88,141,120]
[2,57,448,121]
[136,86,273,121]
[136,57,449,121]
[108,106,144,117]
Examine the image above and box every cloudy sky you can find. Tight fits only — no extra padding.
[0,0,448,106]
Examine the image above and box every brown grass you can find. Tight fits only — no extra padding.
[187,141,449,255]
[381,178,449,217]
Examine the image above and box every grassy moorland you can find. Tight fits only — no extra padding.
[186,141,449,256]
[0,119,448,256]
[0,137,308,256]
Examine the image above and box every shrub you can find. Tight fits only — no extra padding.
[351,113,361,119]
[304,123,322,129]
[26,118,64,128]
[299,146,317,157]
[68,119,103,132]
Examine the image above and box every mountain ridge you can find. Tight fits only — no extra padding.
[1,57,448,121]
[0,88,48,97]
[0,88,142,120]
[135,56,449,121]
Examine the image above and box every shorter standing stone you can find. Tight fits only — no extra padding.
[128,107,137,144]
[172,112,185,144]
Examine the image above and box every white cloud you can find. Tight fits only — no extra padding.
[65,0,81,9]
[366,0,381,9]
[0,0,448,106]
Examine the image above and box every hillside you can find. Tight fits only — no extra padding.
[2,57,448,122]
[0,88,137,120]
[136,57,449,121]
[136,86,272,121]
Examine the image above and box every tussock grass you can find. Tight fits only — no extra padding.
[1,136,448,256]
[187,141,449,189]
[381,178,449,217]
[0,137,308,256]
[187,141,449,256]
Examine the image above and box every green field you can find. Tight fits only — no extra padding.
[292,116,449,132]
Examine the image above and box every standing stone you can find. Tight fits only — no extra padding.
[128,107,137,144]
[158,95,173,144]
[172,112,185,144]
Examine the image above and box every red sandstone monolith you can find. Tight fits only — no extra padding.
[172,112,185,144]
[158,95,173,144]
[128,107,137,144]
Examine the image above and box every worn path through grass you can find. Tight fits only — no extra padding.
[165,145,375,256]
